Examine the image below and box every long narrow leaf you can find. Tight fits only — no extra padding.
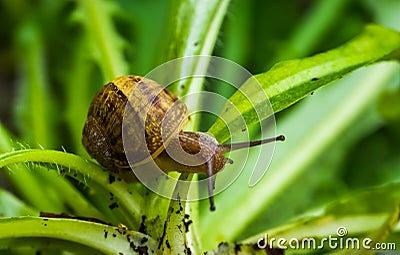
[209,24,400,142]
[71,0,129,80]
[0,149,143,227]
[0,217,158,255]
[166,0,231,99]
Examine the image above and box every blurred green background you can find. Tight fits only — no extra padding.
[0,0,399,252]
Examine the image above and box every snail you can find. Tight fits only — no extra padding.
[82,75,284,211]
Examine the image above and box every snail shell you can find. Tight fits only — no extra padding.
[82,75,188,174]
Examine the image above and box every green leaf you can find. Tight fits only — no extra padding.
[165,0,231,99]
[209,24,400,142]
[325,183,400,216]
[0,124,105,219]
[62,38,96,155]
[71,0,129,81]
[14,20,57,148]
[273,0,351,61]
[0,189,38,217]
[0,149,143,228]
[0,217,158,255]
[378,87,400,123]
[166,0,231,61]
[160,174,202,254]
[0,124,63,211]
[0,237,105,254]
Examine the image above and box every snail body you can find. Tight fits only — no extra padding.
[82,75,284,210]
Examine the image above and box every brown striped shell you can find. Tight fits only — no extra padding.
[82,75,188,174]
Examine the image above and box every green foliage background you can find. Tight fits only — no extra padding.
[0,0,399,254]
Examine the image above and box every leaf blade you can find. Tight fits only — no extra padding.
[209,24,400,142]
